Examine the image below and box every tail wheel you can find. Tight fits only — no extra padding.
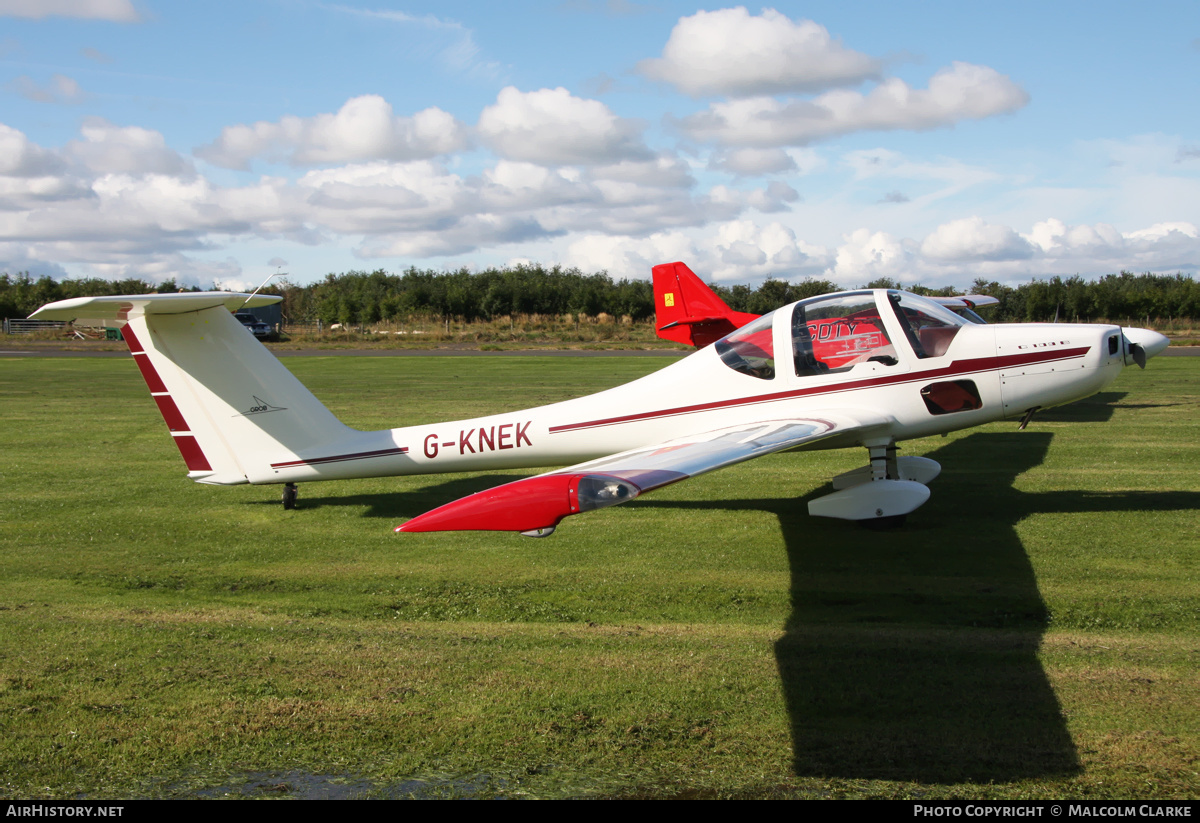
[282,483,298,510]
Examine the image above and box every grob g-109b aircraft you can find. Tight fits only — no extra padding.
[32,265,1169,535]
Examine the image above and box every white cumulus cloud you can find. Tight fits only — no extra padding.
[1026,218,1121,255]
[1126,221,1198,242]
[590,155,694,187]
[0,0,139,21]
[719,180,800,213]
[196,96,468,170]
[566,231,702,279]
[638,8,880,98]
[564,221,830,282]
[679,62,1029,147]
[709,147,798,176]
[5,112,1196,292]
[0,124,64,177]
[1022,218,1200,269]
[65,119,191,176]
[478,86,651,166]
[710,219,815,274]
[831,228,916,284]
[921,216,1035,262]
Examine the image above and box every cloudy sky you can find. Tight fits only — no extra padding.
[2,0,1198,290]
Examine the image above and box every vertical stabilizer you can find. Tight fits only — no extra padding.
[651,262,760,348]
[32,293,357,485]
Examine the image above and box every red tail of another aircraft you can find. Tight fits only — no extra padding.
[651,262,760,348]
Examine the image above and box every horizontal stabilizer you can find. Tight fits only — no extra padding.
[931,295,999,310]
[31,292,281,322]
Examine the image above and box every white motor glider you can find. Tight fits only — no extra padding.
[31,270,1169,535]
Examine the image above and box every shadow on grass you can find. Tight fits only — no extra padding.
[640,430,1198,783]
[1036,390,1127,422]
[779,430,1200,783]
[630,432,1074,782]
[1036,390,1179,423]
[774,431,1075,783]
[247,474,532,521]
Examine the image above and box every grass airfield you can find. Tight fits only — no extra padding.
[0,354,1196,799]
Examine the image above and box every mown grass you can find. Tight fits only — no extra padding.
[0,355,1196,799]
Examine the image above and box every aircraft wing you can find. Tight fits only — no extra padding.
[30,292,281,321]
[396,411,892,535]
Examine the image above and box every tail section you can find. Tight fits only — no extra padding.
[651,264,1000,343]
[651,262,759,348]
[33,293,358,485]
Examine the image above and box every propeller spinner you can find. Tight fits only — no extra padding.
[1122,327,1170,369]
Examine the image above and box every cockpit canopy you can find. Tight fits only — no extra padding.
[714,290,969,380]
[714,310,777,380]
[885,290,970,360]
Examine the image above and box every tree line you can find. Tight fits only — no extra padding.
[3,266,1198,325]
[963,272,1200,323]
[279,266,656,326]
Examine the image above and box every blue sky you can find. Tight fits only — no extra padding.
[2,0,1198,289]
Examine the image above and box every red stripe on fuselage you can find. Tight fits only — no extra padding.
[270,446,409,469]
[549,348,1090,434]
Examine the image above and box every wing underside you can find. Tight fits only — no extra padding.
[396,411,891,534]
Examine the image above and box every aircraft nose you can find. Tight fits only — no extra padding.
[1123,327,1170,368]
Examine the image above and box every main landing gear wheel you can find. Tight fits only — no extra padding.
[282,483,298,510]
[809,442,937,526]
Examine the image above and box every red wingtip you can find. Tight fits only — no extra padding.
[396,475,577,533]
[394,470,686,534]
